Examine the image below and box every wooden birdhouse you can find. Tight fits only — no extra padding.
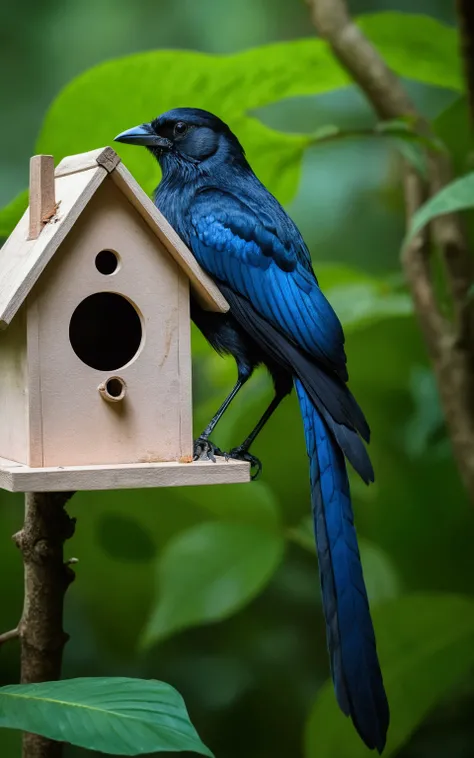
[0,148,249,492]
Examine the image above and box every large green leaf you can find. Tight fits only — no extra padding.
[0,13,461,237]
[305,593,474,758]
[404,172,474,247]
[357,13,461,92]
[0,677,212,756]
[141,521,285,647]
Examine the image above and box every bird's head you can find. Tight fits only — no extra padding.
[114,107,246,174]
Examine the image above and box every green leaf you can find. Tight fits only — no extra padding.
[358,13,462,92]
[404,172,474,247]
[0,677,212,756]
[141,521,284,647]
[0,14,461,236]
[305,594,474,758]
[317,265,413,333]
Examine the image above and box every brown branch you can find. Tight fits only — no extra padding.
[306,0,474,502]
[0,628,19,646]
[456,0,474,124]
[14,491,76,758]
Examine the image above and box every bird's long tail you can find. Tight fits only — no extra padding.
[295,379,389,753]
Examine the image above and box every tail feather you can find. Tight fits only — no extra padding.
[295,379,389,752]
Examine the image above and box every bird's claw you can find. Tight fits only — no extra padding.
[225,447,262,480]
[193,437,223,463]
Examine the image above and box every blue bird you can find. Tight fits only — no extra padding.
[115,108,389,751]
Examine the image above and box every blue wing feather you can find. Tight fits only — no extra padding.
[190,190,347,378]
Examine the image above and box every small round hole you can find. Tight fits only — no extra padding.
[98,376,127,403]
[95,250,119,275]
[106,377,124,398]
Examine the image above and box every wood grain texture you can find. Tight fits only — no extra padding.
[0,307,28,464]
[0,457,250,492]
[0,166,108,328]
[177,269,193,460]
[55,147,120,177]
[32,178,187,467]
[28,156,56,240]
[25,298,44,467]
[111,162,229,313]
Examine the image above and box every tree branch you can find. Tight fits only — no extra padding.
[14,491,76,758]
[306,0,474,502]
[0,628,19,646]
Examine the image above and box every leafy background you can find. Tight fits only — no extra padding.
[2,1,474,757]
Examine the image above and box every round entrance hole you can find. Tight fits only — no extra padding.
[69,292,142,371]
[95,250,119,275]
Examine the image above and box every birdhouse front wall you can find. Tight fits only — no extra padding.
[23,177,192,467]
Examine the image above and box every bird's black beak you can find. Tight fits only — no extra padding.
[114,124,171,149]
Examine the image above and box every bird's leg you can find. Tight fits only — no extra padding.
[226,391,287,479]
[193,378,245,462]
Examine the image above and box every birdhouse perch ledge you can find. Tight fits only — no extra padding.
[0,147,250,492]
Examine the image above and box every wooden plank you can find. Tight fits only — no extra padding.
[111,163,229,314]
[0,165,108,328]
[0,307,29,464]
[0,455,22,468]
[25,297,44,467]
[177,269,193,460]
[0,458,250,493]
[29,155,56,239]
[55,147,120,177]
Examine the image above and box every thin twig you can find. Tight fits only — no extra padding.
[0,628,19,646]
[306,0,474,503]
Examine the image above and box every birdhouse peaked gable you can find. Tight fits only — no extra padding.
[0,147,228,328]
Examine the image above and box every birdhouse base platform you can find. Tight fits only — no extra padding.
[0,455,250,493]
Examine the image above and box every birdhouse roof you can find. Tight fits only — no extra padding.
[0,147,228,328]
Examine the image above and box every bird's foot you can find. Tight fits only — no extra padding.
[225,446,262,480]
[193,437,223,463]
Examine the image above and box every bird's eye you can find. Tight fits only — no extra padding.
[174,121,188,137]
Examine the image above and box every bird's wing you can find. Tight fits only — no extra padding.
[190,188,347,378]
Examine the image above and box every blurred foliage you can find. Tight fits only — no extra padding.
[306,595,474,757]
[0,678,212,756]
[0,11,464,236]
[2,2,474,758]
